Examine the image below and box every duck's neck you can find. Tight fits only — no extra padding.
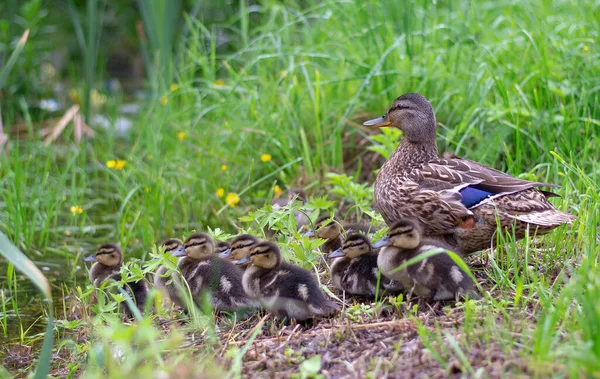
[390,139,438,168]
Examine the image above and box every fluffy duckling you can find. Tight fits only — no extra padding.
[173,232,257,312]
[153,238,185,306]
[215,240,231,255]
[303,215,344,254]
[85,243,149,316]
[304,215,378,254]
[219,234,260,269]
[328,234,400,297]
[237,241,338,321]
[374,219,478,300]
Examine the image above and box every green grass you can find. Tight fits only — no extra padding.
[1,0,599,376]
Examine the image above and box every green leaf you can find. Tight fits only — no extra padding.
[300,355,322,378]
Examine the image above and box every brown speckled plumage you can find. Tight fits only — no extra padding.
[366,93,576,254]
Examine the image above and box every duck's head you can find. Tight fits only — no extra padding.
[182,232,215,259]
[220,234,260,265]
[160,238,184,256]
[303,215,341,240]
[373,219,421,250]
[363,93,436,144]
[84,243,123,267]
[329,233,372,259]
[237,241,281,269]
[215,240,231,256]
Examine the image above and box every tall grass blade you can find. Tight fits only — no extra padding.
[0,231,53,379]
[0,29,29,89]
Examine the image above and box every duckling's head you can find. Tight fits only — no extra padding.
[375,219,421,249]
[304,215,341,240]
[363,93,436,144]
[220,234,259,263]
[182,232,215,259]
[240,241,281,269]
[84,243,123,267]
[215,240,231,255]
[330,233,372,259]
[160,238,184,256]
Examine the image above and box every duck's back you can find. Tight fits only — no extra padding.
[259,263,337,320]
[179,256,255,312]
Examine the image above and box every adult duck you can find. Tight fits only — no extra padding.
[363,93,576,254]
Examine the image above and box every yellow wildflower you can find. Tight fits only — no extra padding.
[70,205,84,216]
[115,160,127,170]
[170,83,179,91]
[91,89,106,109]
[106,160,116,169]
[225,192,240,207]
[216,188,225,198]
[64,230,71,236]
[274,185,282,198]
[144,187,150,193]
[583,45,589,52]
[260,153,272,162]
[221,165,227,171]
[215,79,225,87]
[177,131,186,141]
[161,96,168,105]
[69,89,81,105]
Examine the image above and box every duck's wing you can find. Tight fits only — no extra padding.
[417,158,559,208]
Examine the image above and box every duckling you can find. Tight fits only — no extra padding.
[173,232,257,312]
[304,215,377,255]
[215,240,231,255]
[237,241,338,321]
[219,234,260,268]
[374,219,478,300]
[153,238,185,307]
[303,215,344,254]
[328,234,401,297]
[84,243,149,316]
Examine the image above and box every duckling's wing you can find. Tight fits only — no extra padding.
[418,158,559,208]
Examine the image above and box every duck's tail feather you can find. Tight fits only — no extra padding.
[515,209,576,227]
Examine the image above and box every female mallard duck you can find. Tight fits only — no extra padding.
[364,93,576,254]
[219,234,260,268]
[237,241,339,321]
[153,238,185,307]
[374,219,478,300]
[172,232,258,312]
[85,243,149,316]
[328,233,401,297]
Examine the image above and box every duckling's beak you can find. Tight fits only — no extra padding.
[171,246,186,257]
[235,256,251,265]
[84,254,97,262]
[372,235,391,248]
[219,248,232,259]
[328,248,345,259]
[363,115,392,127]
[302,230,315,237]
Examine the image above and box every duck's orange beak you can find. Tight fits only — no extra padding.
[363,115,392,127]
